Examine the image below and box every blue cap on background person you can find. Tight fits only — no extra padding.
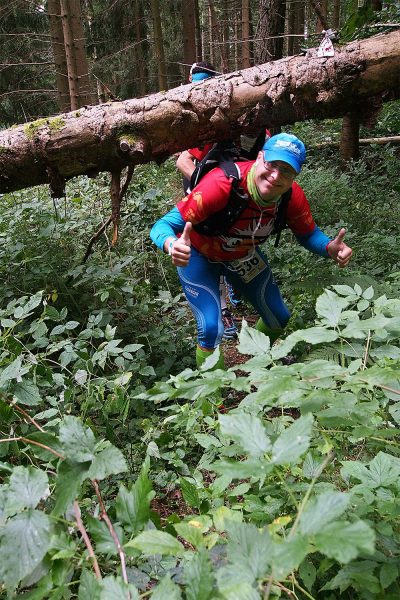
[190,62,217,82]
[262,133,306,173]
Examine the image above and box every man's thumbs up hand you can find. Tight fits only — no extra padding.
[327,228,353,268]
[164,222,192,267]
[180,222,192,247]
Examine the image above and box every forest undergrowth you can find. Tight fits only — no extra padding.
[0,110,399,599]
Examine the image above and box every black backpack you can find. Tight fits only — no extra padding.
[189,140,291,247]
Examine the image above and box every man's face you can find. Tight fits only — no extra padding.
[254,151,297,201]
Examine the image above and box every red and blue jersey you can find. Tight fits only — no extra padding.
[176,161,316,261]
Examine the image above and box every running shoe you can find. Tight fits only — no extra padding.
[227,282,242,307]
[222,308,238,340]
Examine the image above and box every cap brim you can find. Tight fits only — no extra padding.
[263,149,301,173]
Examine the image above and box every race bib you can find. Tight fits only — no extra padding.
[230,253,267,283]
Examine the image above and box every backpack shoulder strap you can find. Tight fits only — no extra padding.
[273,188,292,248]
[192,162,248,237]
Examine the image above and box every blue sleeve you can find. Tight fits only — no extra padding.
[295,226,331,258]
[150,207,186,252]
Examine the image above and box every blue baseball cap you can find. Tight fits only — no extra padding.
[192,72,212,82]
[262,133,306,173]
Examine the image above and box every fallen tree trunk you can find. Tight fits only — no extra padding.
[313,135,400,148]
[0,30,399,195]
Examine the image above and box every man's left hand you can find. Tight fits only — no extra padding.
[327,228,353,268]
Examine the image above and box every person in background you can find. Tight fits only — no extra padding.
[176,61,238,340]
[151,133,352,369]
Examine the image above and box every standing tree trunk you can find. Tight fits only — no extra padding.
[194,0,203,61]
[60,0,93,109]
[222,0,231,70]
[332,0,341,29]
[287,0,296,56]
[256,0,286,63]
[134,0,147,97]
[242,0,251,68]
[293,0,305,55]
[313,0,328,33]
[182,0,197,80]
[234,1,241,70]
[150,0,167,90]
[60,0,80,110]
[48,0,70,112]
[208,0,228,72]
[67,0,93,105]
[340,112,360,161]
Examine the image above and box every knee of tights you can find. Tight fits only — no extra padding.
[197,321,223,349]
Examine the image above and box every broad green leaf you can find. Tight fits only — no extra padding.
[219,413,271,457]
[116,459,153,534]
[78,569,102,600]
[25,431,63,462]
[74,369,88,385]
[299,559,316,592]
[184,547,214,600]
[174,522,204,549]
[368,452,400,488]
[88,444,127,480]
[272,414,313,465]
[0,356,31,388]
[201,347,222,370]
[316,289,349,327]
[226,521,272,581]
[59,416,96,462]
[6,466,49,515]
[298,360,346,379]
[299,327,339,345]
[332,284,359,297]
[298,491,349,535]
[211,459,272,480]
[99,576,139,600]
[321,560,379,592]
[379,563,398,589]
[271,534,309,580]
[314,520,375,563]
[171,378,223,401]
[180,477,200,508]
[86,515,124,555]
[194,433,222,449]
[238,325,270,356]
[245,374,303,409]
[271,328,338,360]
[216,565,260,600]
[341,452,400,489]
[53,460,90,516]
[341,315,389,338]
[302,452,325,479]
[151,576,182,600]
[125,530,184,556]
[12,379,42,406]
[0,509,52,588]
[212,506,243,532]
[13,292,43,319]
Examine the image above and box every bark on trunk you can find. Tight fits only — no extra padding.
[194,0,203,62]
[340,113,360,161]
[0,30,399,195]
[150,0,167,90]
[183,0,197,80]
[60,0,80,110]
[256,0,286,63]
[48,0,70,113]
[134,0,147,97]
[67,0,94,106]
[242,0,251,68]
